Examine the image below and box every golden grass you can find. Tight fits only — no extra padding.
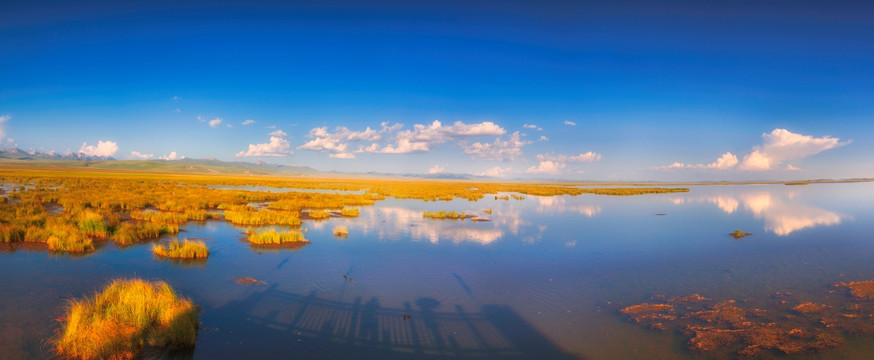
[112,222,179,246]
[340,208,360,217]
[333,225,349,237]
[246,228,307,245]
[54,278,198,360]
[223,208,301,226]
[307,209,331,219]
[152,239,209,259]
[423,210,466,219]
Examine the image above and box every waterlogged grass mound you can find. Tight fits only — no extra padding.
[246,228,307,245]
[152,239,209,259]
[423,210,466,219]
[333,225,349,237]
[54,278,199,360]
[340,208,360,217]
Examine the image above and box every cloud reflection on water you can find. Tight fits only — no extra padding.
[674,189,845,236]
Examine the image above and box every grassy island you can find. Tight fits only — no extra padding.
[54,278,199,360]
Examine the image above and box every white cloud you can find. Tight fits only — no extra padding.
[523,124,543,131]
[564,120,576,126]
[129,151,153,160]
[462,131,530,160]
[428,164,445,174]
[78,140,119,157]
[526,161,566,174]
[236,136,292,157]
[476,166,511,177]
[786,164,801,171]
[371,120,506,154]
[739,129,849,171]
[242,119,255,126]
[269,130,287,137]
[537,152,602,163]
[655,152,738,170]
[159,151,178,160]
[0,114,10,140]
[297,126,373,159]
[209,118,222,127]
[538,135,549,142]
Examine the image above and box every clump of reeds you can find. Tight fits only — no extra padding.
[113,222,179,246]
[47,231,95,253]
[53,278,199,360]
[246,229,307,245]
[152,239,209,259]
[730,229,752,239]
[333,225,348,237]
[422,210,466,219]
[223,209,301,226]
[78,211,109,239]
[340,208,360,217]
[307,210,331,219]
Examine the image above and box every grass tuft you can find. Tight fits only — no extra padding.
[333,225,349,237]
[152,239,209,259]
[54,278,199,360]
[246,229,307,245]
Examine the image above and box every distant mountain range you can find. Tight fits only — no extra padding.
[0,147,319,176]
[0,147,115,161]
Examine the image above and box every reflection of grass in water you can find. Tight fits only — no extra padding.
[53,278,198,360]
[333,225,348,237]
[152,239,209,259]
[154,255,208,268]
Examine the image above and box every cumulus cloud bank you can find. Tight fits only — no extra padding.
[237,131,292,157]
[159,151,178,160]
[657,129,849,172]
[739,129,849,171]
[79,140,119,157]
[526,161,566,174]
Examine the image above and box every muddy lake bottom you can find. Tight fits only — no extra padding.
[2,183,874,359]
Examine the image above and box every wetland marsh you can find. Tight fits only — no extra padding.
[0,171,872,359]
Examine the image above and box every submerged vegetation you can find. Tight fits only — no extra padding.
[152,239,209,259]
[54,278,199,360]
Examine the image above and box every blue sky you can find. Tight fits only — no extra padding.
[1,0,872,180]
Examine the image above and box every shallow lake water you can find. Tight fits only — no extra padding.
[1,183,874,359]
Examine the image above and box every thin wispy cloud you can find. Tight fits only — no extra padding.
[209,118,222,127]
[523,124,543,131]
[129,151,153,160]
[0,114,10,140]
[476,166,511,177]
[536,152,602,163]
[242,119,255,125]
[564,120,576,126]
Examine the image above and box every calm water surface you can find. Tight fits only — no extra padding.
[1,183,873,359]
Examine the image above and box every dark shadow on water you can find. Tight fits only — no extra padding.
[204,285,582,359]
